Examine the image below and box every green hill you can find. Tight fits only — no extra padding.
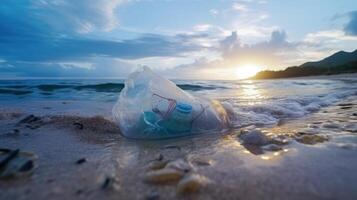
[253,50,357,79]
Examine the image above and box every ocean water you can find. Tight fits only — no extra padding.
[0,76,356,128]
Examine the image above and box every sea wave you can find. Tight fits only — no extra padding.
[0,82,227,95]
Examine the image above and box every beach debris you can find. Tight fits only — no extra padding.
[353,113,357,116]
[75,158,86,165]
[340,106,352,110]
[295,134,328,145]
[239,129,270,146]
[112,66,231,139]
[73,122,84,130]
[144,168,184,184]
[177,173,208,194]
[0,148,37,179]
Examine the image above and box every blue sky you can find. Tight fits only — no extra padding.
[0,0,357,79]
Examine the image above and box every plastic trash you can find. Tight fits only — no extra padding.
[112,66,231,139]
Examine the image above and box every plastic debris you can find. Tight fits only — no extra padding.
[112,67,231,139]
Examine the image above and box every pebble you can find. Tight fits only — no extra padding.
[75,158,86,165]
[101,176,117,189]
[164,145,181,151]
[239,129,270,146]
[166,159,192,172]
[296,135,328,145]
[177,174,208,194]
[343,124,357,133]
[18,115,41,124]
[146,160,167,170]
[146,191,160,200]
[144,168,184,184]
[322,123,341,129]
[262,144,283,151]
[190,157,212,166]
[307,124,320,129]
[297,128,319,135]
[270,137,290,145]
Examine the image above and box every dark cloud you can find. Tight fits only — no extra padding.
[344,11,357,36]
[0,1,209,77]
[0,34,203,62]
[0,0,123,35]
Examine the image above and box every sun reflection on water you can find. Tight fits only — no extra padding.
[239,80,264,105]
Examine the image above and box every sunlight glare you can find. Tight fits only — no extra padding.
[235,64,261,79]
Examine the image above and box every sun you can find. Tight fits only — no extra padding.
[235,64,261,79]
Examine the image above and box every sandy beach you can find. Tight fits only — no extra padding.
[1,94,357,200]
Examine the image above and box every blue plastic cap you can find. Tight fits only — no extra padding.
[176,102,192,113]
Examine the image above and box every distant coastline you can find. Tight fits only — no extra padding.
[252,50,357,80]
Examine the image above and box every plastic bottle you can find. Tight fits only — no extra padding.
[166,102,193,133]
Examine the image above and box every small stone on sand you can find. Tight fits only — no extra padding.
[146,160,167,170]
[144,168,184,184]
[239,129,269,146]
[296,135,328,145]
[190,157,212,166]
[166,159,192,172]
[322,123,341,129]
[262,144,283,151]
[177,174,208,194]
[75,158,86,165]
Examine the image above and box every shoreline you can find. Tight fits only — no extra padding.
[1,95,357,199]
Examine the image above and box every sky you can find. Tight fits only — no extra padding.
[0,0,357,79]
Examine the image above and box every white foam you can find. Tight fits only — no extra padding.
[229,90,357,127]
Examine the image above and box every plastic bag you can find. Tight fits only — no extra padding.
[112,66,231,139]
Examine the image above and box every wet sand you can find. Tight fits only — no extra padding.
[1,97,357,200]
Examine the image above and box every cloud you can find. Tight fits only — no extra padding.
[0,0,123,39]
[220,30,296,65]
[209,9,219,16]
[0,33,206,63]
[232,3,249,12]
[163,30,298,79]
[344,11,357,36]
[0,1,210,77]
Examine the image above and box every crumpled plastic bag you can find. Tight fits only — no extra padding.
[112,66,231,139]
